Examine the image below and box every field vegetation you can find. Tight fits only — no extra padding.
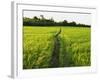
[23,26,91,69]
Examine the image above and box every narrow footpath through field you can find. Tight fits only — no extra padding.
[50,28,61,67]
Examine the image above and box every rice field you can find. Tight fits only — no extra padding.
[23,26,91,69]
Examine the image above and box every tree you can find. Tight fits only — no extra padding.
[33,16,38,20]
[69,21,77,26]
[62,20,68,26]
[40,15,45,20]
[23,16,91,27]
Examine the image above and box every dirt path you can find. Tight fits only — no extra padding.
[50,29,61,67]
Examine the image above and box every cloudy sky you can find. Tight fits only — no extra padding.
[23,10,91,25]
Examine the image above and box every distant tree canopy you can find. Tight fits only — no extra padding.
[23,15,91,27]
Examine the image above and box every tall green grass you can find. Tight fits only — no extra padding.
[59,27,90,67]
[23,26,91,69]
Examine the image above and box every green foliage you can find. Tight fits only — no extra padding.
[23,26,91,69]
[23,16,91,27]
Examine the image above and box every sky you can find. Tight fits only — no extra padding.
[23,10,91,25]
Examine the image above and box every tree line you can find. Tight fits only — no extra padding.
[23,15,91,27]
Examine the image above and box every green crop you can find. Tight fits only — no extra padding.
[23,26,91,69]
